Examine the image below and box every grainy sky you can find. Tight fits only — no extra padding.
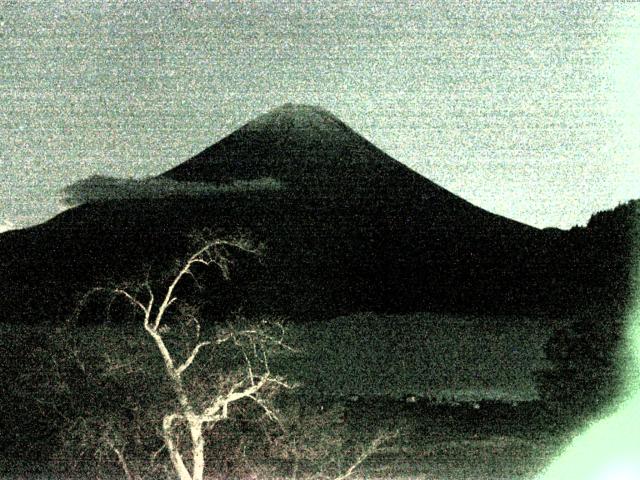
[1,1,639,231]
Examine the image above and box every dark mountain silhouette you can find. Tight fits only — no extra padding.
[0,104,636,324]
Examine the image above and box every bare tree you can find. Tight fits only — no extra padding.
[62,234,394,480]
[104,236,294,480]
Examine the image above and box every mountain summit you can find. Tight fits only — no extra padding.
[161,104,521,236]
[240,103,350,137]
[162,103,443,197]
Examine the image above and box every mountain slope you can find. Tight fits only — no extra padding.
[0,105,633,323]
[163,103,425,187]
[164,104,529,218]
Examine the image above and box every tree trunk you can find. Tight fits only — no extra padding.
[189,419,205,480]
[163,415,193,480]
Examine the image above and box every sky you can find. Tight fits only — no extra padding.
[1,1,639,231]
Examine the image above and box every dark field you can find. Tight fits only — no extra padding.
[0,315,587,479]
[261,396,577,480]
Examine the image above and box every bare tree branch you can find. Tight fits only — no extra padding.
[106,440,137,480]
[74,234,301,480]
[114,289,149,316]
[331,430,397,480]
[162,414,192,480]
[176,341,212,376]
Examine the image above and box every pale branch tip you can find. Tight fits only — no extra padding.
[331,430,396,480]
[113,288,150,316]
[107,441,136,480]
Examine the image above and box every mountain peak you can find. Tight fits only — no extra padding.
[162,104,412,188]
[267,103,334,116]
[241,103,346,136]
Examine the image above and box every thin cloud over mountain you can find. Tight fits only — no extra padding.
[61,175,283,206]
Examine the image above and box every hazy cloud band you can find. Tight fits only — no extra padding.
[61,175,283,206]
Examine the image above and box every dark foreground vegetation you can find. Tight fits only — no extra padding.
[0,320,610,479]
